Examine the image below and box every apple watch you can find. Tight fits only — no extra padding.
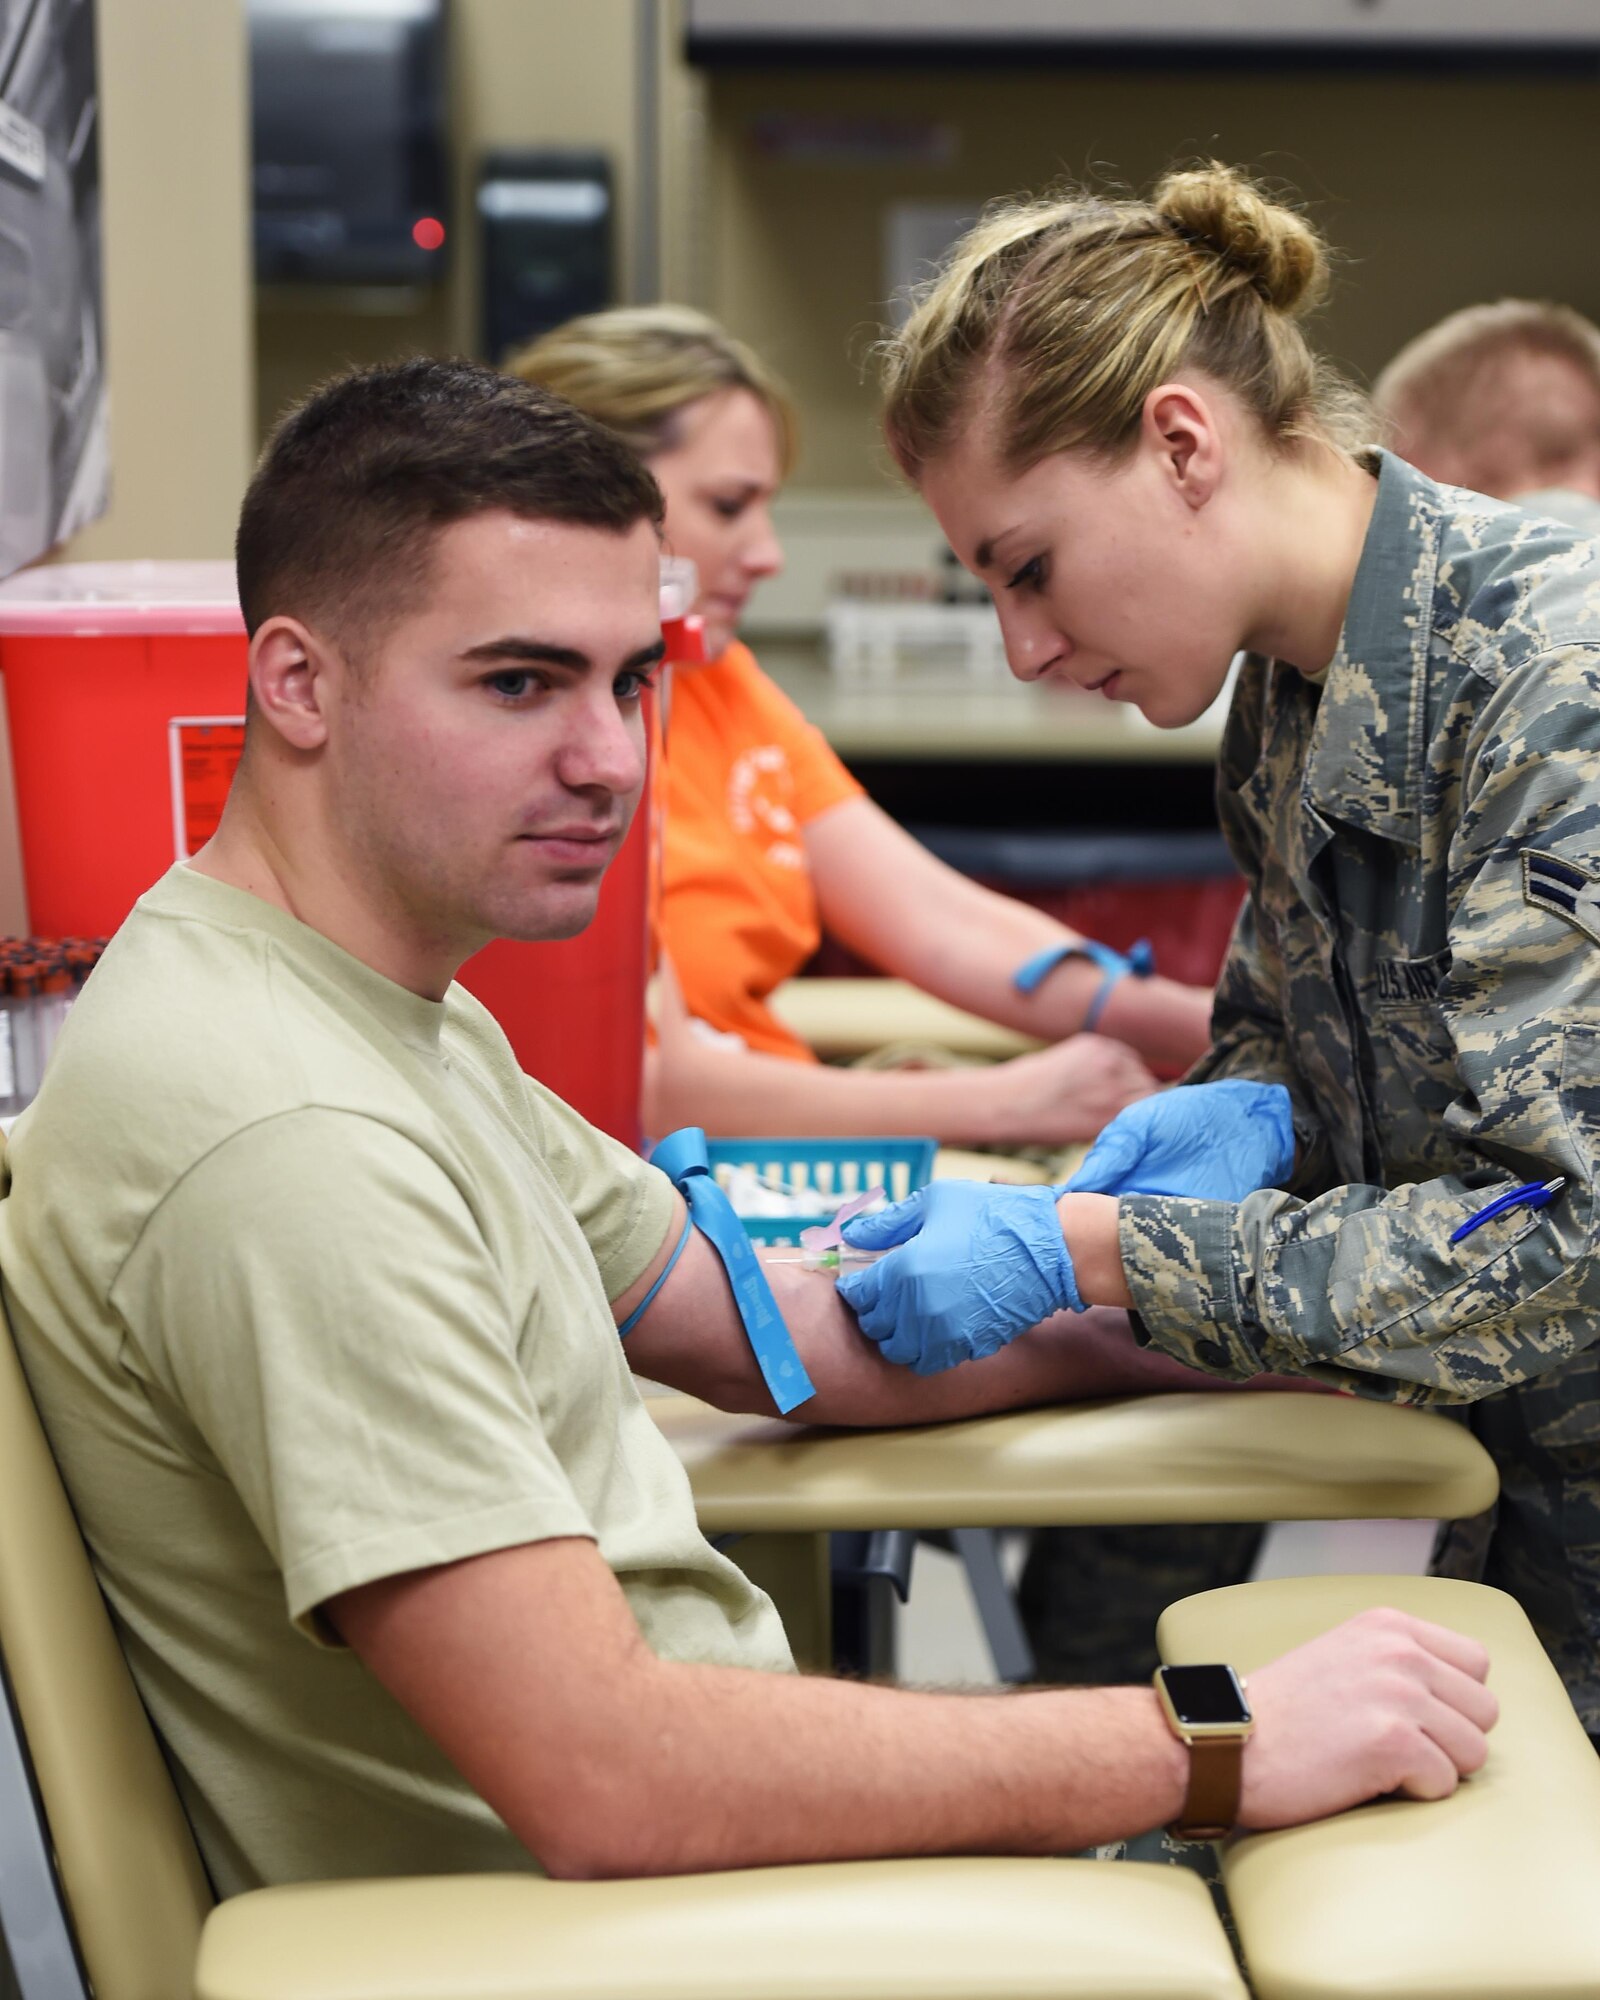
[1153,1662,1254,1840]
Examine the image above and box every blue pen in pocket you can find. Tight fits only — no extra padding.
[1449,1176,1566,1246]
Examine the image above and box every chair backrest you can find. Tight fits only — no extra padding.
[0,1262,213,2000]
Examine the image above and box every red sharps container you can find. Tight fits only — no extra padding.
[0,561,249,939]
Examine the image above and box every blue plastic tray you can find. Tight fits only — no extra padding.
[704,1135,936,1246]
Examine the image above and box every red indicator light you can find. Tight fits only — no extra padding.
[412,217,446,252]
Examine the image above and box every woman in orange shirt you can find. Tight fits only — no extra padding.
[510,309,1214,1146]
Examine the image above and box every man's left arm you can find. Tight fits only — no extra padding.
[614,1192,1254,1425]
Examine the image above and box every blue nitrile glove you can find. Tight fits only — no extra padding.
[1066,1080,1295,1202]
[835,1180,1083,1376]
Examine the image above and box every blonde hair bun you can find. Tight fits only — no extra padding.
[1154,164,1327,319]
[880,158,1367,477]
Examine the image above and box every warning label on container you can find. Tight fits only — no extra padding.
[169,717,246,860]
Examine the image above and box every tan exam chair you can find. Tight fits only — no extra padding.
[0,1288,1249,2000]
[654,1389,1501,1672]
[1160,1574,1600,2000]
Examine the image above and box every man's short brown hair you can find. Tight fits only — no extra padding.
[236,358,665,652]
[1373,300,1600,498]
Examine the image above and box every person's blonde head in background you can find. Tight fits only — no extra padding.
[1373,300,1600,502]
[509,308,799,658]
[507,305,798,467]
[879,162,1369,483]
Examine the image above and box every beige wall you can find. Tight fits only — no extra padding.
[56,22,1600,534]
[703,63,1600,491]
[255,0,675,439]
[53,24,1600,536]
[65,0,254,559]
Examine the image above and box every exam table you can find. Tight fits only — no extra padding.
[653,1398,1600,1997]
[651,1390,1499,1671]
[5,1273,1590,1998]
[771,975,1040,1063]
[1161,1573,1600,1999]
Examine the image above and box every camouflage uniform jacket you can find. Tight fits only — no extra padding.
[1119,449,1600,1723]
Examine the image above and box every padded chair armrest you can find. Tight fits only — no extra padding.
[1158,1575,1600,2000]
[196,1856,1249,2000]
[653,1392,1500,1534]
[770,977,1041,1062]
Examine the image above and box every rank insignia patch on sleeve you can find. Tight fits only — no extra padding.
[1523,849,1600,946]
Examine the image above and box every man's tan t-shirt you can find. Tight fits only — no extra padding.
[0,866,793,1896]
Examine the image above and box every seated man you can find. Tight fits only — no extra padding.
[1374,298,1600,534]
[0,360,1495,1897]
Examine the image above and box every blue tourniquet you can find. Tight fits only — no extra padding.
[616,1212,693,1340]
[1013,937,1156,1030]
[648,1127,816,1416]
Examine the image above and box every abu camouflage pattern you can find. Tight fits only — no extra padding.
[1119,450,1600,1724]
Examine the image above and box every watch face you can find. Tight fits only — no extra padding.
[1160,1664,1251,1728]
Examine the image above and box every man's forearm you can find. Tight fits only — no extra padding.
[1056,1191,1135,1309]
[764,1272,1242,1425]
[624,1226,1243,1425]
[579,1657,1186,1877]
[333,1533,1189,1883]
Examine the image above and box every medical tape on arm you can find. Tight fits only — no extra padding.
[648,1126,817,1415]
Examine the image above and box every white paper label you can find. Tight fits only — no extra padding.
[0,105,45,189]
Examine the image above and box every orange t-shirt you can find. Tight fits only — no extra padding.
[662,641,864,1061]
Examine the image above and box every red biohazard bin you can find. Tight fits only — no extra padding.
[0,561,251,939]
[0,557,676,1148]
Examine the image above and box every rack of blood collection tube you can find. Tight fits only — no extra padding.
[0,937,106,1119]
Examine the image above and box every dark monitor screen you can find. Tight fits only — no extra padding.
[478,151,613,364]
[250,0,449,286]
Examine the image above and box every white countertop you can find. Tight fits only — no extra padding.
[751,638,1230,764]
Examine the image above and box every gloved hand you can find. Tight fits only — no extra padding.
[1066,1079,1295,1202]
[836,1180,1083,1376]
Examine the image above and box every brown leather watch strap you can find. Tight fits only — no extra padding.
[1172,1733,1244,1841]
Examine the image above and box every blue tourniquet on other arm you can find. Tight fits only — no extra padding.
[648,1127,816,1416]
[1014,937,1155,1030]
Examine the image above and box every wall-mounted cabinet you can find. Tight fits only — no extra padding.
[687,1,1600,61]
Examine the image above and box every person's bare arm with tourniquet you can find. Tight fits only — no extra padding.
[615,1189,1240,1425]
[328,1198,1497,1883]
